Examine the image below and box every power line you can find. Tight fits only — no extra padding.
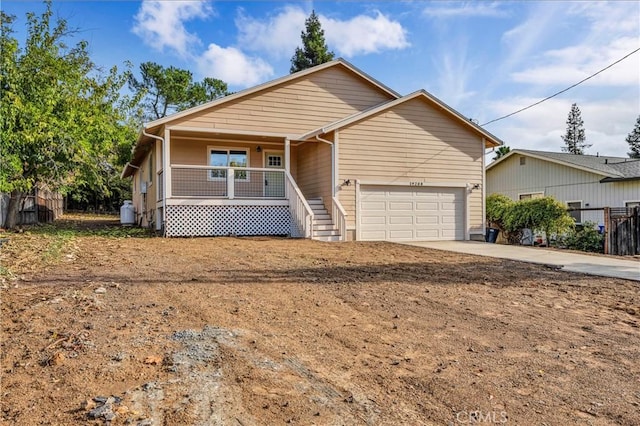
[481,47,640,126]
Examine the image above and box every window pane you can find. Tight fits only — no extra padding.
[229,150,247,168]
[568,202,581,223]
[210,150,227,167]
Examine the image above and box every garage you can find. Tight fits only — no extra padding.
[359,185,465,241]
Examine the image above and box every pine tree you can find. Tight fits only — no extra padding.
[290,11,334,73]
[561,103,590,154]
[492,146,511,161]
[626,115,640,159]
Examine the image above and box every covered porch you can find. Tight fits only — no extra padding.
[147,126,345,240]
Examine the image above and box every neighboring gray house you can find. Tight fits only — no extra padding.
[486,149,640,227]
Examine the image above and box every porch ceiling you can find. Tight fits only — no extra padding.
[169,128,295,144]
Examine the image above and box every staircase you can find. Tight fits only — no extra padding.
[307,198,341,242]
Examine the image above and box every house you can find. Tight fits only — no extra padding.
[121,59,502,241]
[486,149,640,226]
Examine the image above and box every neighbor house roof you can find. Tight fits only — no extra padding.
[299,90,503,148]
[487,149,640,181]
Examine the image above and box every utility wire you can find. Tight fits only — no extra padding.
[481,47,640,126]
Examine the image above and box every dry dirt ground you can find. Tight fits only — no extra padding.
[1,215,639,425]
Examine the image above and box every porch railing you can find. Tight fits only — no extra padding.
[331,196,347,241]
[170,165,285,199]
[285,171,314,238]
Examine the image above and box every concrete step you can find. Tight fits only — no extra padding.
[313,224,336,231]
[314,234,342,242]
[313,229,340,237]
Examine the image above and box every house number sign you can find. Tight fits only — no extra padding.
[409,182,424,186]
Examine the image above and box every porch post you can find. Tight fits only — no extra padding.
[284,138,291,174]
[163,128,171,199]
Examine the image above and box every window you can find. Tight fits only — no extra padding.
[567,201,582,223]
[519,192,543,200]
[209,148,248,180]
[267,155,282,167]
[519,156,526,165]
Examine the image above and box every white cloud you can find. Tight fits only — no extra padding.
[236,6,306,58]
[235,7,409,58]
[323,11,409,57]
[423,1,508,18]
[432,39,477,107]
[197,43,274,87]
[506,2,640,87]
[133,0,212,55]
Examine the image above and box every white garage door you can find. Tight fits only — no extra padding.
[360,185,465,241]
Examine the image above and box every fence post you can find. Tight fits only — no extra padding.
[604,207,610,255]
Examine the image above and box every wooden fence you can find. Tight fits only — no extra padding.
[0,187,63,227]
[605,206,639,256]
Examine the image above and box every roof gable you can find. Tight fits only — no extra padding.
[300,90,503,148]
[487,149,640,179]
[144,58,400,132]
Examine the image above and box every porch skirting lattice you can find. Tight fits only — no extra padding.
[165,205,298,237]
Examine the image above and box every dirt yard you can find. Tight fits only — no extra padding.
[1,215,639,425]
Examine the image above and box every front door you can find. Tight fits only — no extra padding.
[264,151,285,197]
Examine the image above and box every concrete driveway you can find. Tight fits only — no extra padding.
[401,241,640,282]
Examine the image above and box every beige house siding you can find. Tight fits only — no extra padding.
[487,154,640,225]
[295,141,332,203]
[131,146,158,227]
[337,97,484,234]
[171,66,394,135]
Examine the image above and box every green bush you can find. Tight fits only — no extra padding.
[486,195,575,246]
[557,222,604,253]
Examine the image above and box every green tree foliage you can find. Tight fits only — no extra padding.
[561,103,590,154]
[626,115,640,159]
[129,62,228,121]
[290,10,335,73]
[0,2,136,227]
[492,146,511,161]
[486,194,574,246]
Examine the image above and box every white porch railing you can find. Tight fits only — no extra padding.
[170,165,286,199]
[285,171,314,238]
[331,196,347,241]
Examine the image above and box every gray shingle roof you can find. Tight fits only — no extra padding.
[514,149,640,180]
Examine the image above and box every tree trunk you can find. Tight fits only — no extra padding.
[4,190,24,229]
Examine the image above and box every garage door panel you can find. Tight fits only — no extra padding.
[361,201,387,210]
[361,216,386,225]
[389,216,413,225]
[388,201,413,211]
[415,229,440,239]
[415,215,439,224]
[388,230,414,240]
[360,185,464,242]
[416,202,438,210]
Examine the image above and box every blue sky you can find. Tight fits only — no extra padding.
[4,1,640,159]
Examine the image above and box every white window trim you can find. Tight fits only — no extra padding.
[566,200,583,224]
[263,150,284,168]
[518,191,544,200]
[207,146,250,182]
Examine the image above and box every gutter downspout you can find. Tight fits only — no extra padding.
[142,129,166,236]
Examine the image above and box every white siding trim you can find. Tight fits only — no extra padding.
[166,199,289,206]
[358,180,468,188]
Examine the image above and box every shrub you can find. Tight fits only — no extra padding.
[557,222,604,253]
[486,195,575,246]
